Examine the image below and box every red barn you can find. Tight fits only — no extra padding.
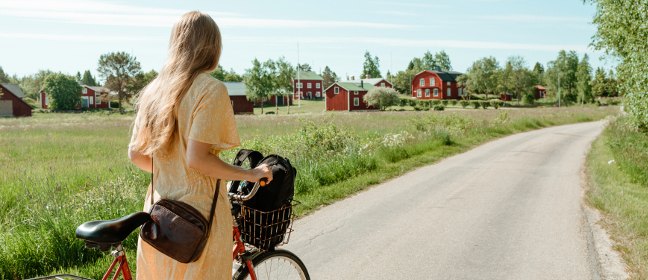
[223,82,254,114]
[0,83,32,117]
[325,81,376,111]
[411,70,464,100]
[293,71,324,100]
[534,85,546,99]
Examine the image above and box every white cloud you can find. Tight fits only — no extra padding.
[0,0,415,29]
[228,36,591,53]
[0,32,163,43]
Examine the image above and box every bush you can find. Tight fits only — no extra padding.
[490,100,500,109]
[450,100,458,106]
[522,93,535,105]
[481,101,490,109]
[433,104,445,111]
[460,100,469,108]
[44,73,82,111]
[471,100,480,109]
[408,99,417,107]
[265,111,275,114]
[442,100,449,106]
[626,92,648,131]
[364,87,400,110]
[109,101,120,108]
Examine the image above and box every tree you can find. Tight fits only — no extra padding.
[588,0,648,129]
[464,56,500,99]
[576,54,593,104]
[244,58,276,113]
[434,51,452,71]
[19,70,54,99]
[97,51,142,110]
[391,69,417,96]
[321,66,338,90]
[210,66,243,82]
[363,87,400,110]
[499,56,534,103]
[296,63,312,72]
[0,66,10,83]
[128,69,158,99]
[591,67,608,98]
[544,50,579,104]
[361,51,381,78]
[81,70,98,86]
[532,62,545,85]
[43,73,82,110]
[274,57,295,112]
[75,71,82,83]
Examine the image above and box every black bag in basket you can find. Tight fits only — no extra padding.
[230,149,296,249]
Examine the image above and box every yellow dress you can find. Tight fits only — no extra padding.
[130,73,240,279]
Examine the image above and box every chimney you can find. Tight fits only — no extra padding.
[360,80,364,88]
[351,76,355,81]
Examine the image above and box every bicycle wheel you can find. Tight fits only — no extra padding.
[233,249,309,280]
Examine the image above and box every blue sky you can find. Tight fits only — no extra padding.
[0,0,615,80]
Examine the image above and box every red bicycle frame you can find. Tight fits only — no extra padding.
[102,245,132,280]
[233,226,258,280]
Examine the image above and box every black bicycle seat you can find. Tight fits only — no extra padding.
[76,212,150,247]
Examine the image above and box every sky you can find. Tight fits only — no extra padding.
[0,0,616,80]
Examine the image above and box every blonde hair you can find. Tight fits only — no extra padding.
[131,11,222,156]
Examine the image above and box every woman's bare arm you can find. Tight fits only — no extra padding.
[128,148,153,173]
[186,139,272,182]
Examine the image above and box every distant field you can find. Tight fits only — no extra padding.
[0,106,618,279]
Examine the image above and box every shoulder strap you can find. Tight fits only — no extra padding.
[233,149,264,167]
[151,157,220,228]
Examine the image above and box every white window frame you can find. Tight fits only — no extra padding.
[82,88,87,94]
[353,97,359,106]
[433,88,439,97]
[425,89,430,97]
[430,78,435,86]
[334,87,339,94]
[297,82,303,89]
[447,88,451,97]
[419,78,425,86]
[307,83,312,89]
[417,89,422,97]
[316,83,320,89]
[447,81,451,86]
[316,91,321,97]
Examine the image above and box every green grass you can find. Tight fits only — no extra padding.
[253,99,324,115]
[0,106,617,279]
[586,117,648,280]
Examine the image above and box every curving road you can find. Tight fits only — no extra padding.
[285,121,607,280]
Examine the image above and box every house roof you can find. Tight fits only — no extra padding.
[340,78,391,86]
[414,70,463,82]
[1,83,25,98]
[294,71,323,81]
[223,82,248,96]
[85,85,110,93]
[534,85,546,90]
[328,81,375,92]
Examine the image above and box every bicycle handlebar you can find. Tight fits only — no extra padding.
[227,177,268,202]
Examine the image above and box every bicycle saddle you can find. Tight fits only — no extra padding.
[76,212,150,250]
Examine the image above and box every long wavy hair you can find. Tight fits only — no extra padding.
[131,11,222,156]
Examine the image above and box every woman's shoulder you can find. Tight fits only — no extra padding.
[195,72,227,95]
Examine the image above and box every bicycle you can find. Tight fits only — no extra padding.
[28,179,309,280]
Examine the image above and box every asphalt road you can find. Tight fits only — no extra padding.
[285,121,607,280]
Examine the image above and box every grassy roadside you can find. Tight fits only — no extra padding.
[585,117,648,280]
[0,106,617,279]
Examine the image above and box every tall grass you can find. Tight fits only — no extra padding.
[586,117,648,279]
[0,106,617,279]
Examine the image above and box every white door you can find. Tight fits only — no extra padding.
[0,100,13,116]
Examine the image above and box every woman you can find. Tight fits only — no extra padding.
[128,11,272,279]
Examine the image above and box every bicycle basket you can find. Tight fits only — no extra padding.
[239,203,294,250]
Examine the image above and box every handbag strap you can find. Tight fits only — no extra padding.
[150,157,221,229]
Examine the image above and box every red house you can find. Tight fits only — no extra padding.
[411,70,464,100]
[293,71,324,100]
[0,83,32,117]
[359,78,393,89]
[223,82,254,114]
[325,81,376,111]
[534,85,546,99]
[41,85,111,109]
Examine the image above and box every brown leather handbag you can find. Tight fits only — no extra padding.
[140,159,220,263]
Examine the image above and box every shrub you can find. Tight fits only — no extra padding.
[490,100,500,109]
[432,100,441,105]
[441,100,448,106]
[522,93,535,105]
[433,104,445,111]
[44,73,82,111]
[399,98,408,107]
[109,101,120,108]
[460,100,469,108]
[364,87,400,110]
[265,111,275,114]
[481,101,490,109]
[450,100,458,106]
[471,100,480,109]
[408,99,417,107]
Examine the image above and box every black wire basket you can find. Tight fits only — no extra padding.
[239,203,294,250]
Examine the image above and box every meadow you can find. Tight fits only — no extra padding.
[586,117,648,280]
[0,104,617,279]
